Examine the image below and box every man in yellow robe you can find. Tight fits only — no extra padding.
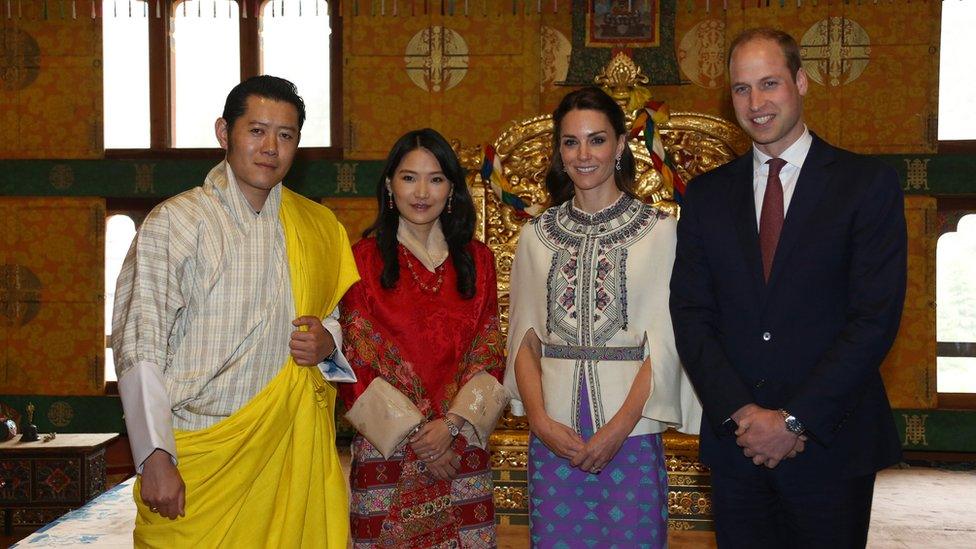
[112,75,358,548]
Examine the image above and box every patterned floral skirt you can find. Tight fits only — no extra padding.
[349,435,497,548]
[528,385,669,549]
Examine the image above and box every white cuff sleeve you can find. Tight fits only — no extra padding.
[319,308,356,382]
[508,399,526,417]
[118,360,177,473]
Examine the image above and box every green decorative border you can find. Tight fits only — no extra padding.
[0,395,125,434]
[878,154,976,196]
[2,154,975,199]
[894,409,976,453]
[0,159,385,199]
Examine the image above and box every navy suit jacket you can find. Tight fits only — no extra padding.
[669,134,906,480]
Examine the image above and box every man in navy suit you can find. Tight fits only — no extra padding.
[669,28,906,548]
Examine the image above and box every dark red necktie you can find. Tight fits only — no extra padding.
[759,158,787,282]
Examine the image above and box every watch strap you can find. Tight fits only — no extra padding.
[779,409,805,435]
[443,416,461,437]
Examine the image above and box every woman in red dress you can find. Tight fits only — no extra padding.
[338,128,508,548]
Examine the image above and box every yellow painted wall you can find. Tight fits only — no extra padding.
[882,196,937,408]
[322,196,379,243]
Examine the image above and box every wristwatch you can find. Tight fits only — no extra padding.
[443,416,461,438]
[779,409,805,435]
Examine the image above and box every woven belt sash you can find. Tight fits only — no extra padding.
[542,343,644,361]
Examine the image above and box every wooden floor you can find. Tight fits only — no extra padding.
[0,520,718,548]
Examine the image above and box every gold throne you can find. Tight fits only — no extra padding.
[454,53,749,531]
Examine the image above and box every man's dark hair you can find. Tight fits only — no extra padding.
[221,75,306,130]
[727,27,803,82]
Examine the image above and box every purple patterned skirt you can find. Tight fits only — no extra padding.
[528,383,668,548]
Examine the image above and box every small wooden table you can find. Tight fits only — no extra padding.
[0,433,119,536]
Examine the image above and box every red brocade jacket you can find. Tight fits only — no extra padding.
[338,237,504,419]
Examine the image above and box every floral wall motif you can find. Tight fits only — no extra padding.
[0,198,105,395]
[344,7,568,159]
[0,16,102,159]
[343,2,938,160]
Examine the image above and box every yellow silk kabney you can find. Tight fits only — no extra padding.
[133,188,359,548]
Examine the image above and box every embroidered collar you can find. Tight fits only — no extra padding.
[565,193,635,227]
[397,218,448,273]
[538,192,662,247]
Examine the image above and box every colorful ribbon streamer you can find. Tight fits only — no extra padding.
[627,100,687,203]
[479,145,544,219]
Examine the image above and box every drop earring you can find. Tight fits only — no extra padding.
[615,155,622,172]
[447,192,453,214]
[387,189,393,210]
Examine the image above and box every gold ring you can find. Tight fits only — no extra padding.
[150,507,159,512]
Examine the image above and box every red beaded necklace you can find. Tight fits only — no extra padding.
[402,249,446,294]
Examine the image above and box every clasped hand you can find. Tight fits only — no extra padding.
[534,417,628,475]
[734,405,807,469]
[409,419,461,481]
[289,316,334,365]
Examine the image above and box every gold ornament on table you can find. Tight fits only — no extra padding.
[20,402,39,442]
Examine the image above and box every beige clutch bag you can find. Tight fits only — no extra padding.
[344,377,424,459]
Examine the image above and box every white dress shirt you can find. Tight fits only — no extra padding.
[752,126,813,228]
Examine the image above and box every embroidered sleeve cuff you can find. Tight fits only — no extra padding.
[345,378,424,459]
[118,360,177,473]
[447,372,510,448]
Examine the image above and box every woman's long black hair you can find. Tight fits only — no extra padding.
[545,86,638,206]
[362,128,477,299]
